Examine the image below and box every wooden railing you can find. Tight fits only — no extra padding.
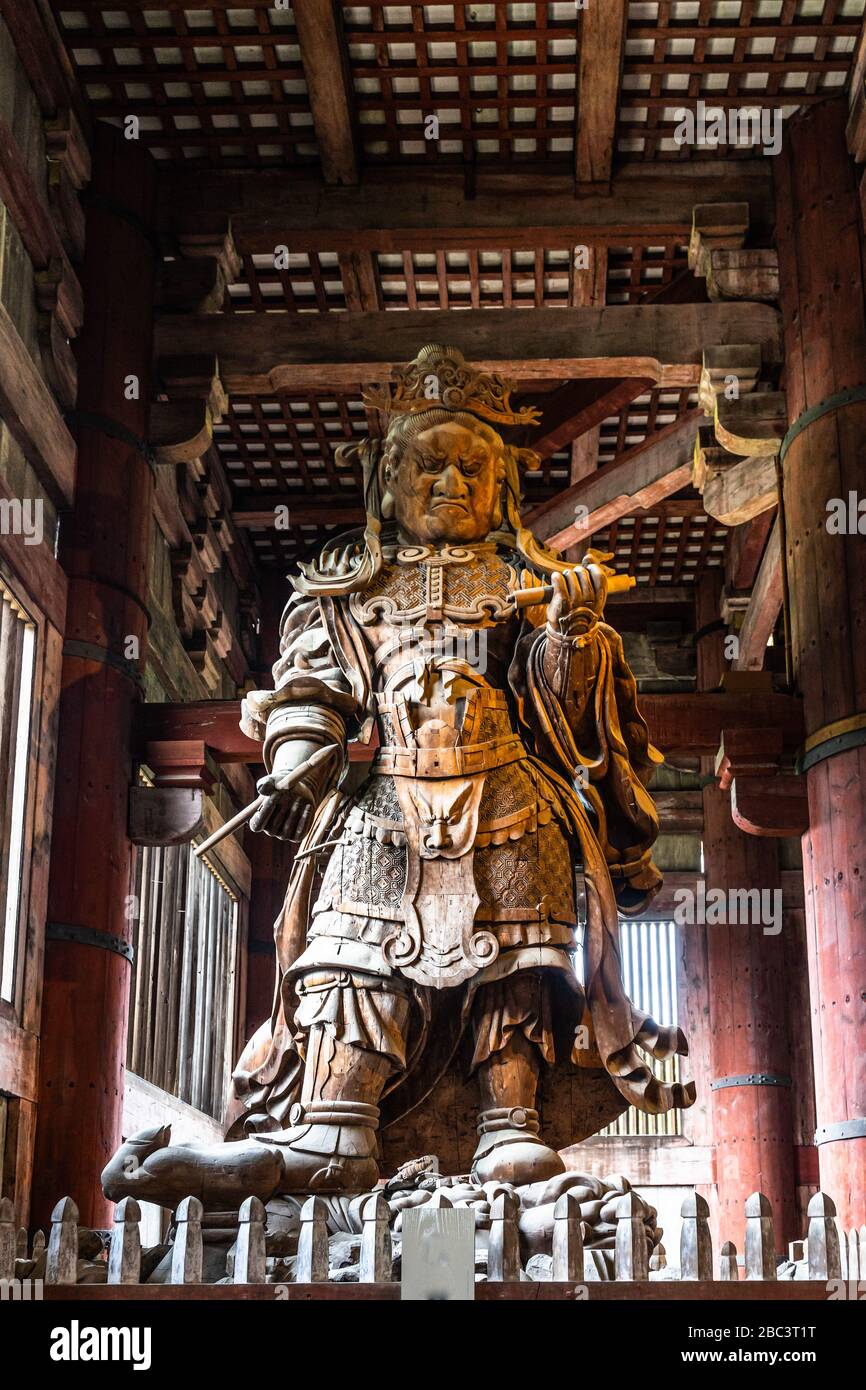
[3,1188,864,1298]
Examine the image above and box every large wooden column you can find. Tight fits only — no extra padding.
[696,576,798,1254]
[701,789,798,1253]
[775,99,866,1228]
[31,126,157,1228]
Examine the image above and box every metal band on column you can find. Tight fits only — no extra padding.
[778,386,866,465]
[711,1072,792,1091]
[797,712,866,773]
[46,922,134,964]
[814,1119,866,1146]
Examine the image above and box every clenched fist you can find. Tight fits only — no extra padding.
[250,739,339,841]
[545,561,608,638]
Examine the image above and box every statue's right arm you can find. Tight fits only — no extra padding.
[241,593,356,840]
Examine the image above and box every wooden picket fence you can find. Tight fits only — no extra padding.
[2,1189,864,1294]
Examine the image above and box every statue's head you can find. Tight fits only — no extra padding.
[373,344,541,546]
[380,411,505,544]
[296,344,567,596]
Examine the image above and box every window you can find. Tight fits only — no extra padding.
[602,919,682,1137]
[0,575,36,1005]
[127,840,240,1121]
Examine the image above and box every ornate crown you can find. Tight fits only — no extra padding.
[364,344,541,428]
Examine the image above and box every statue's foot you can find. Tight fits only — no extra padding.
[471,1107,565,1186]
[255,1099,380,1194]
[101,1124,284,1209]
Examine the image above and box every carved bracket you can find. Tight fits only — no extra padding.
[715,726,809,837]
[693,345,785,528]
[689,203,779,302]
[128,787,205,846]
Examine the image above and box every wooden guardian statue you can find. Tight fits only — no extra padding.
[103,345,694,1209]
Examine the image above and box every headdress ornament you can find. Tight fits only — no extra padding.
[364,343,541,429]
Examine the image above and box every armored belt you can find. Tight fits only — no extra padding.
[373,735,524,778]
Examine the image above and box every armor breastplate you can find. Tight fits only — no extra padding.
[309,545,577,990]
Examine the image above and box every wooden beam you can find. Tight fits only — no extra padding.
[158,163,776,254]
[0,300,76,506]
[526,410,701,548]
[0,115,70,270]
[576,0,627,187]
[725,508,775,590]
[734,518,782,672]
[293,1,357,186]
[714,726,808,836]
[135,688,804,766]
[0,473,67,633]
[156,304,782,396]
[701,454,778,527]
[845,20,866,161]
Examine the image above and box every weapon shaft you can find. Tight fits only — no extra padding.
[511,572,635,609]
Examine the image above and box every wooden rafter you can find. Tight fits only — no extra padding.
[576,0,627,187]
[735,520,783,672]
[293,0,358,186]
[521,377,653,462]
[526,411,701,549]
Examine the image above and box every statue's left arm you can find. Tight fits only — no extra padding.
[510,565,664,913]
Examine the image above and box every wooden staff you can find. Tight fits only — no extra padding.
[510,571,635,609]
[193,744,337,858]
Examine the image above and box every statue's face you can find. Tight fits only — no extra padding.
[385,420,502,545]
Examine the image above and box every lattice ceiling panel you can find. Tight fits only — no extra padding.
[214,390,571,495]
[222,241,691,312]
[591,502,727,585]
[54,0,866,169]
[619,0,864,161]
[598,386,700,464]
[342,1,580,163]
[53,3,316,166]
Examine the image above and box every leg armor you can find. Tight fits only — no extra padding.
[470,969,566,1185]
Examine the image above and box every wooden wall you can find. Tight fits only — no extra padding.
[0,13,71,1226]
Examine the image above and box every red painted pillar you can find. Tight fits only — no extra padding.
[694,576,798,1255]
[701,790,798,1254]
[31,126,158,1228]
[775,98,866,1228]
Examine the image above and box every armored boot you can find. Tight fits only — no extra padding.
[471,1025,565,1185]
[255,974,410,1193]
[256,1098,381,1193]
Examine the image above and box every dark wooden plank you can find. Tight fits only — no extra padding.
[158,163,776,253]
[0,0,90,130]
[42,1281,836,1301]
[156,305,783,396]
